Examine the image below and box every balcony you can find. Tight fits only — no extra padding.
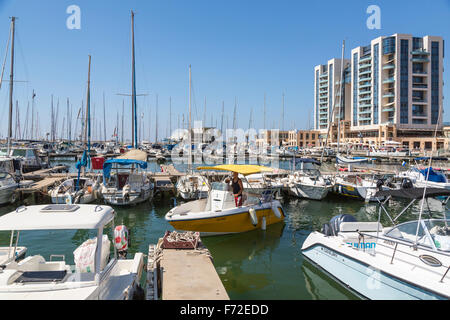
[359,56,372,63]
[411,57,430,63]
[359,70,372,76]
[359,61,372,68]
[319,73,328,79]
[382,92,395,99]
[412,113,427,118]
[359,96,372,102]
[359,109,372,115]
[319,84,328,89]
[382,64,395,70]
[412,70,427,76]
[411,49,430,56]
[412,83,428,89]
[382,78,395,84]
[359,83,372,89]
[359,116,372,121]
[412,97,427,104]
[359,77,372,82]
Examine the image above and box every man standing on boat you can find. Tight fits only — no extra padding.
[230,171,244,207]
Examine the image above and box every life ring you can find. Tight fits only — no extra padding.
[249,208,258,226]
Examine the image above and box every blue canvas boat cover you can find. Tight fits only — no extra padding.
[102,159,147,179]
[417,167,447,183]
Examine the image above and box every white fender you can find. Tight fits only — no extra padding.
[249,208,258,226]
[271,204,282,219]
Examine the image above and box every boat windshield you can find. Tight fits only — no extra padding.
[211,182,230,192]
[385,219,450,252]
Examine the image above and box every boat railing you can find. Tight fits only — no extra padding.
[357,230,450,283]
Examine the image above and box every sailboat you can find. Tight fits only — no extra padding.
[0,17,21,205]
[175,65,210,200]
[99,11,154,206]
[49,55,99,204]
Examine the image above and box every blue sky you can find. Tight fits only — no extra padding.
[0,0,449,141]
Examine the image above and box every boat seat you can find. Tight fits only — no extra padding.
[14,270,67,283]
[339,222,382,233]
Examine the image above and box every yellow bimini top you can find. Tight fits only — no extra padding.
[196,164,273,176]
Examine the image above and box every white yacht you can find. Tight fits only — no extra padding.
[397,166,450,190]
[49,177,100,204]
[302,188,450,300]
[287,158,332,200]
[100,149,154,206]
[0,172,19,205]
[176,174,210,200]
[0,204,144,300]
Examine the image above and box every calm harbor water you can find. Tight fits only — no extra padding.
[0,158,448,300]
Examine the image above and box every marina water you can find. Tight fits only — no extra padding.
[0,159,448,300]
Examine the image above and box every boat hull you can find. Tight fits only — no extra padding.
[103,189,153,206]
[289,184,329,200]
[167,204,285,235]
[302,241,446,300]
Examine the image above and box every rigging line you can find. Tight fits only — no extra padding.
[0,22,11,90]
[414,105,442,245]
[15,26,30,96]
[190,72,198,121]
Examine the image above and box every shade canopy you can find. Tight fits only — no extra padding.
[102,149,148,179]
[197,164,273,176]
[0,204,115,231]
[116,149,147,161]
[375,188,450,200]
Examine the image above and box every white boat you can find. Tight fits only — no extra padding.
[49,177,100,204]
[176,174,209,200]
[166,165,285,236]
[100,149,154,206]
[0,204,144,300]
[287,158,332,200]
[239,173,283,199]
[0,172,19,205]
[367,145,410,157]
[7,147,46,173]
[332,174,386,202]
[397,166,450,190]
[301,188,450,300]
[336,154,369,164]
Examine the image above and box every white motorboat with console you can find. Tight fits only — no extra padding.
[166,165,285,236]
[176,174,209,200]
[0,204,144,300]
[301,188,450,299]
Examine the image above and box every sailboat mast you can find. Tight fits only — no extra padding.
[337,40,345,154]
[131,10,138,148]
[169,96,172,138]
[103,92,106,143]
[84,55,91,150]
[188,65,192,172]
[7,17,15,154]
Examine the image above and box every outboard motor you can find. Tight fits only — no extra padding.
[114,225,130,259]
[401,178,413,189]
[376,179,384,191]
[322,214,358,236]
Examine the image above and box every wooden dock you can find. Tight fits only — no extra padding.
[146,235,229,300]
